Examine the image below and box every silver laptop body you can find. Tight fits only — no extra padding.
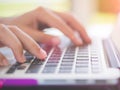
[0,15,120,88]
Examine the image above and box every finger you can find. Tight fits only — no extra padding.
[54,12,91,44]
[0,24,25,63]
[16,26,61,46]
[35,7,83,46]
[8,26,47,59]
[0,43,5,47]
[0,52,9,66]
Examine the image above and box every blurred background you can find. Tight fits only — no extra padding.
[0,0,120,36]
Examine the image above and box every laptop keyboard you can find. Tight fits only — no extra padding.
[6,40,102,74]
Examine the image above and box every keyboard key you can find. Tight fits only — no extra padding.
[6,63,21,74]
[61,62,73,64]
[45,63,57,67]
[51,54,61,57]
[91,56,98,58]
[77,52,88,55]
[48,57,60,61]
[66,51,75,54]
[6,65,17,74]
[59,70,71,73]
[32,58,43,65]
[76,64,88,68]
[17,64,26,70]
[77,54,89,57]
[42,67,56,73]
[26,56,34,60]
[59,66,72,70]
[76,59,89,61]
[42,69,55,73]
[53,49,62,54]
[91,58,98,62]
[75,68,88,73]
[25,56,34,63]
[24,52,33,56]
[77,56,89,58]
[64,53,75,56]
[26,64,41,73]
[91,62,99,65]
[76,61,88,64]
[62,60,73,62]
[62,58,73,61]
[26,58,43,73]
[63,56,74,59]
[61,63,73,66]
[47,60,59,63]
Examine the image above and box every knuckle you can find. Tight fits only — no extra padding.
[66,13,76,20]
[0,24,7,32]
[9,25,17,28]
[8,25,22,34]
[0,24,10,39]
[34,7,46,17]
[8,25,18,31]
[0,24,18,33]
[35,6,46,13]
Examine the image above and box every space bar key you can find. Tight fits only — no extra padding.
[26,64,41,73]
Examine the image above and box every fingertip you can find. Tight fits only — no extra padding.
[85,36,92,44]
[16,55,26,63]
[51,37,61,46]
[45,37,61,46]
[75,39,83,46]
[88,38,92,44]
[72,34,83,46]
[39,49,47,60]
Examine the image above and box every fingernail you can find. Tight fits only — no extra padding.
[39,49,47,60]
[87,37,92,43]
[51,37,61,46]
[21,56,26,63]
[17,55,26,63]
[73,34,83,46]
[76,38,83,46]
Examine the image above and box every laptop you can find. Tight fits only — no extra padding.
[0,15,120,90]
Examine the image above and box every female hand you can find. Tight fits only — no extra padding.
[0,24,47,66]
[1,7,91,46]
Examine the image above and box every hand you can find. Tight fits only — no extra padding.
[2,7,91,46]
[0,24,47,66]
